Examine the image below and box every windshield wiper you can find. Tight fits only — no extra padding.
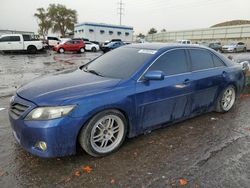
[83,67,104,77]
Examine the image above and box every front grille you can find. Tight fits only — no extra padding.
[10,103,29,119]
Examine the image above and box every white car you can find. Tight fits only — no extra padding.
[222,42,247,53]
[177,40,192,44]
[84,41,100,52]
[0,34,44,53]
[46,36,60,47]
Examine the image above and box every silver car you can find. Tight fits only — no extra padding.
[222,42,247,53]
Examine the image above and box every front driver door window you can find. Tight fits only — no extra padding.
[136,49,193,130]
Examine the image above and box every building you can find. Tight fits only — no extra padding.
[146,24,250,49]
[0,29,34,36]
[74,22,134,43]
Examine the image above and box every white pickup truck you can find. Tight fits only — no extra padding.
[0,34,44,53]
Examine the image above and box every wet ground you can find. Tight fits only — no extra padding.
[1,51,250,188]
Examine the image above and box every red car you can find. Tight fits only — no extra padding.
[53,40,85,53]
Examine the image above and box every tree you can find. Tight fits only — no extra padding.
[148,28,157,34]
[161,29,166,32]
[137,33,145,39]
[34,8,52,39]
[47,4,77,37]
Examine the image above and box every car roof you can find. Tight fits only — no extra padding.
[126,43,208,51]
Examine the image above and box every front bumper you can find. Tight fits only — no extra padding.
[8,96,85,158]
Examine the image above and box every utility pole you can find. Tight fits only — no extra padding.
[118,0,124,25]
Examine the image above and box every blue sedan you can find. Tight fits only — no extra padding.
[9,43,245,157]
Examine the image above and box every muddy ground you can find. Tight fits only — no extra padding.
[0,50,250,188]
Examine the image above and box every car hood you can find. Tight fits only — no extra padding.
[17,69,121,106]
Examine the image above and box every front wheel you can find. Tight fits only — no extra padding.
[59,48,65,53]
[216,86,236,112]
[79,110,127,157]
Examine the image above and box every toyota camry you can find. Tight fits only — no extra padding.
[9,43,245,157]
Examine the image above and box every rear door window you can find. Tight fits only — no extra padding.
[212,54,225,67]
[149,49,189,75]
[65,41,74,44]
[10,36,21,42]
[190,49,214,71]
[0,36,11,42]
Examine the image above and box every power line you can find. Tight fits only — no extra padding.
[117,0,124,25]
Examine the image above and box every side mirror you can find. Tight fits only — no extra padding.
[144,71,165,81]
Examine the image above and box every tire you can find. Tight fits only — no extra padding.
[79,47,85,53]
[216,85,236,113]
[244,47,247,52]
[79,109,127,157]
[233,48,237,53]
[27,46,37,54]
[91,47,97,52]
[59,48,65,53]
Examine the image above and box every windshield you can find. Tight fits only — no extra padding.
[229,43,237,46]
[84,47,156,79]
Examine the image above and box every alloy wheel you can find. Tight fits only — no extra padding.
[221,87,236,111]
[90,115,125,154]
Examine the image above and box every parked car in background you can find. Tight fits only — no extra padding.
[235,57,250,72]
[222,42,247,53]
[209,42,222,52]
[101,39,123,49]
[59,38,72,43]
[53,40,85,53]
[101,41,125,53]
[72,38,90,42]
[177,40,192,44]
[9,43,245,158]
[46,36,60,47]
[90,41,100,46]
[85,41,100,52]
[0,34,44,53]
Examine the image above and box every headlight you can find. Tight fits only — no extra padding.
[25,105,76,120]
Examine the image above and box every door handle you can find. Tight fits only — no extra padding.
[183,79,191,85]
[8,42,11,44]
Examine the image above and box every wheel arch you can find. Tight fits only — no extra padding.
[76,107,133,147]
[27,45,37,51]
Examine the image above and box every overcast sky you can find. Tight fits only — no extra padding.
[0,0,249,35]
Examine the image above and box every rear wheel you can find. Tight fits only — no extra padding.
[91,47,97,52]
[216,85,236,112]
[59,48,65,53]
[244,47,247,52]
[79,110,127,157]
[27,46,37,54]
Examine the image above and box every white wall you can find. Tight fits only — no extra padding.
[146,24,250,49]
